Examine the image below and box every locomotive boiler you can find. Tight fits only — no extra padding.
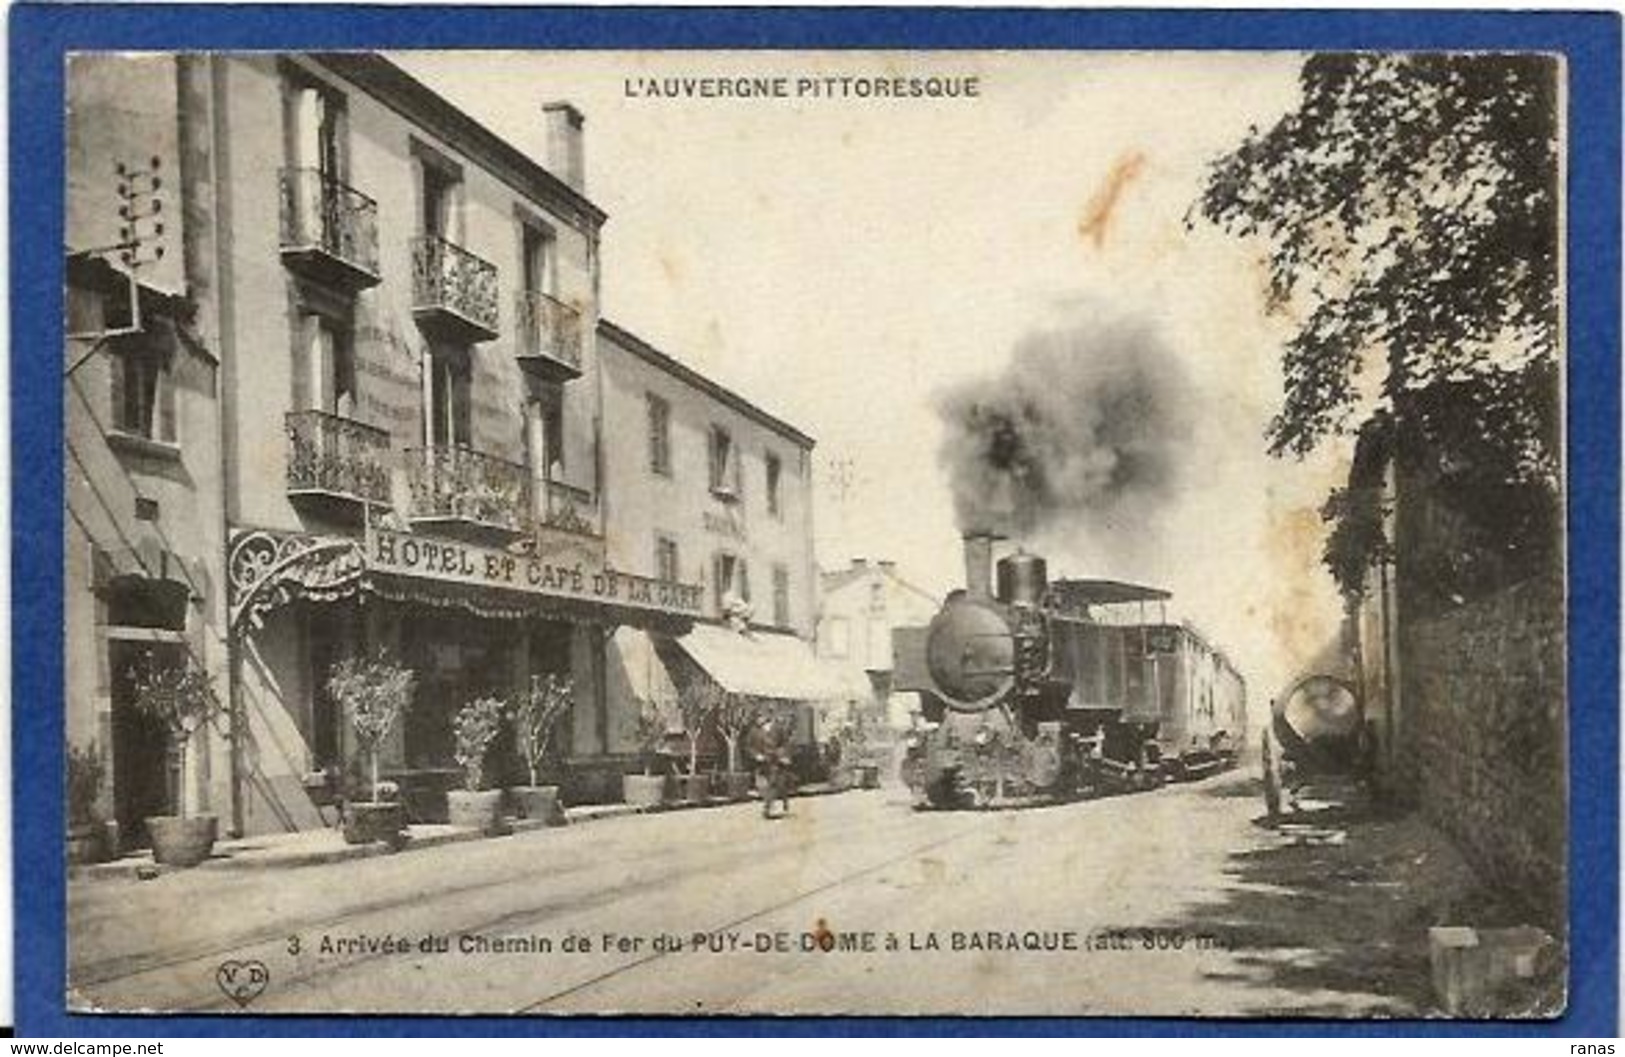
[892,532,1246,809]
[1259,674,1369,817]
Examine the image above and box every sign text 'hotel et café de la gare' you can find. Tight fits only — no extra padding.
[366,526,707,619]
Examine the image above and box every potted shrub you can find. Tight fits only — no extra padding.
[67,742,111,864]
[846,715,881,789]
[672,682,723,804]
[509,673,572,825]
[714,695,760,801]
[448,696,510,836]
[128,652,223,867]
[622,699,671,809]
[327,653,416,848]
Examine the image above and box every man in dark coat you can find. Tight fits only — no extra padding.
[748,712,794,819]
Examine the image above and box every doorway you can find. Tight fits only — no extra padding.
[108,640,183,849]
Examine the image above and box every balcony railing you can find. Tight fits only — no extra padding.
[285,410,393,507]
[411,234,499,342]
[514,290,584,381]
[537,479,598,536]
[278,169,381,289]
[405,445,529,540]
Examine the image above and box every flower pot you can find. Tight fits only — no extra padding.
[721,771,753,801]
[342,800,407,848]
[446,789,509,836]
[510,785,563,825]
[622,773,669,809]
[676,774,710,804]
[145,814,219,868]
[67,821,112,865]
[857,764,882,790]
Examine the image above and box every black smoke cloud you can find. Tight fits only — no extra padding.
[935,316,1195,543]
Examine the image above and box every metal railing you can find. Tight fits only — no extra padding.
[405,445,530,533]
[538,479,598,535]
[285,410,393,505]
[514,290,584,369]
[278,168,380,277]
[410,234,499,334]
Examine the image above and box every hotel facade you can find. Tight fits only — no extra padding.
[65,52,833,843]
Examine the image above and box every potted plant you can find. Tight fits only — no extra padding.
[66,742,111,864]
[846,714,881,789]
[128,651,223,867]
[327,652,416,848]
[714,694,760,801]
[509,673,572,825]
[448,696,510,836]
[622,699,671,809]
[672,682,723,804]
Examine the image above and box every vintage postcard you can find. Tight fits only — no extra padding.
[61,46,1568,1019]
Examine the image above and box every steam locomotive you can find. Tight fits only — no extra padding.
[892,533,1247,809]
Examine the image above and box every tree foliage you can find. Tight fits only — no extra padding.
[512,673,573,788]
[1195,53,1562,595]
[327,652,416,802]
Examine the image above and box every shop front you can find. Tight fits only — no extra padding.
[224,523,705,835]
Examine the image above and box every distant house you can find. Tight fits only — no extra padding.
[817,559,942,728]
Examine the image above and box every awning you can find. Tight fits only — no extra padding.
[672,623,854,702]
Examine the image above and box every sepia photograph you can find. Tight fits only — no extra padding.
[60,45,1569,1019]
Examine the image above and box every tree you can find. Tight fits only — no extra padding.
[672,681,726,777]
[1193,54,1561,595]
[713,694,760,775]
[327,653,416,804]
[129,651,221,818]
[511,673,574,789]
[452,696,508,793]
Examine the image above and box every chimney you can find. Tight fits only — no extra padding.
[543,102,585,194]
[962,532,997,601]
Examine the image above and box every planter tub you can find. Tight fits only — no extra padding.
[720,771,753,801]
[857,764,882,790]
[676,774,710,804]
[145,814,219,867]
[342,801,407,848]
[446,789,509,836]
[510,785,563,825]
[67,821,112,865]
[622,773,669,809]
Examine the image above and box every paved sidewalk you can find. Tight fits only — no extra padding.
[72,785,858,882]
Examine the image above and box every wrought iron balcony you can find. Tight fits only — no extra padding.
[405,445,530,543]
[514,290,584,381]
[285,410,393,513]
[278,169,381,290]
[537,479,599,537]
[410,235,499,343]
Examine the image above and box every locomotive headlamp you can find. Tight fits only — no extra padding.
[904,732,923,750]
[973,726,995,747]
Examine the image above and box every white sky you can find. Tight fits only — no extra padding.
[393,50,1353,701]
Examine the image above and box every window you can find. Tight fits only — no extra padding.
[428,348,472,447]
[772,564,790,627]
[655,536,680,583]
[647,394,671,476]
[284,76,346,179]
[765,452,782,518]
[709,425,740,498]
[825,617,850,658]
[714,552,749,611]
[521,223,557,299]
[109,340,176,445]
[296,313,356,417]
[421,164,457,239]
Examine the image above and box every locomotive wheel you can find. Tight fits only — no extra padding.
[1261,728,1283,819]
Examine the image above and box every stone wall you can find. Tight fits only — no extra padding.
[1402,574,1565,929]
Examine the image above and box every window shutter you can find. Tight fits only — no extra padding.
[156,358,177,442]
[109,348,129,432]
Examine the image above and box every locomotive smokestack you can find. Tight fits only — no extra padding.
[962,531,997,601]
